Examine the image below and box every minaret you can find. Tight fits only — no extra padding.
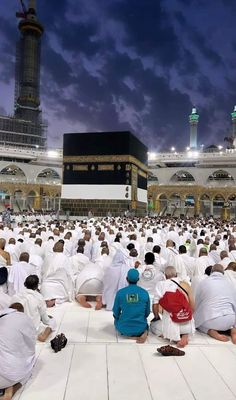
[231,105,236,139]
[189,107,199,149]
[14,0,44,124]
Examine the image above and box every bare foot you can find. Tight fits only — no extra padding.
[136,330,148,344]
[230,328,236,344]
[46,299,56,308]
[3,383,21,400]
[76,295,92,308]
[208,329,229,342]
[38,327,52,342]
[177,334,189,348]
[95,295,103,310]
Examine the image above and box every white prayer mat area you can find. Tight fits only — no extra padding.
[14,302,236,400]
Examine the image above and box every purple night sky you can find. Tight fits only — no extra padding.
[0,0,235,151]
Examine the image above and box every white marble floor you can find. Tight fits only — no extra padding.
[14,302,236,400]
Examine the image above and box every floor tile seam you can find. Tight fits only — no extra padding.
[17,344,50,400]
[62,344,75,400]
[174,355,197,400]
[137,346,154,400]
[57,308,68,332]
[105,345,110,400]
[85,311,91,343]
[199,346,236,398]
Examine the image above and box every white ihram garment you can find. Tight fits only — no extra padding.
[0,309,36,389]
[193,256,212,277]
[152,278,195,341]
[12,288,56,334]
[76,262,104,295]
[102,249,130,311]
[41,253,74,303]
[8,261,36,296]
[224,270,236,289]
[194,272,236,329]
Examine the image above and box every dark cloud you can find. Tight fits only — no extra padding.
[0,0,235,149]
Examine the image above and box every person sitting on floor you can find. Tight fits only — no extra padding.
[113,268,150,343]
[151,266,195,348]
[194,264,236,343]
[0,303,36,399]
[12,275,56,342]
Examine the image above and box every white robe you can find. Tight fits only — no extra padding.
[41,253,74,302]
[0,292,11,309]
[102,249,130,311]
[224,270,236,290]
[8,261,36,296]
[153,278,195,341]
[75,262,104,295]
[0,308,36,388]
[193,256,212,277]
[12,288,56,334]
[70,253,90,277]
[194,272,236,328]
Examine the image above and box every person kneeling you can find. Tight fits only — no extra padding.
[151,266,195,348]
[12,275,56,342]
[113,269,150,343]
[0,303,36,399]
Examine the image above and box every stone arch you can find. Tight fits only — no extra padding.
[207,170,234,186]
[36,168,61,185]
[169,170,195,185]
[0,164,27,183]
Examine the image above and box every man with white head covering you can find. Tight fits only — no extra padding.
[8,252,36,296]
[102,247,131,311]
[194,264,236,343]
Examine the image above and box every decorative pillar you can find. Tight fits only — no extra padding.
[155,198,161,214]
[210,199,214,216]
[194,197,200,216]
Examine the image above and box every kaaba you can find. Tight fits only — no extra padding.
[61,131,148,216]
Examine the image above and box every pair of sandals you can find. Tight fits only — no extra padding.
[157,345,185,356]
[50,333,68,353]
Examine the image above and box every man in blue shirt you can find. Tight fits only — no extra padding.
[113,269,150,343]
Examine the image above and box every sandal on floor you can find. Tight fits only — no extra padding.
[157,345,185,356]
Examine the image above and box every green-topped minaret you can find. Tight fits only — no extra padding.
[189,107,199,149]
[231,105,236,139]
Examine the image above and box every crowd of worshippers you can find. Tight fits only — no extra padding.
[1,216,236,398]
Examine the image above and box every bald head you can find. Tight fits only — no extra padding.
[212,264,224,274]
[9,238,16,245]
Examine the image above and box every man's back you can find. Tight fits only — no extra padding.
[113,285,150,336]
[0,309,36,383]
